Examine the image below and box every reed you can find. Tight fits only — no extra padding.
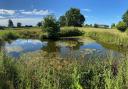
[0,51,128,89]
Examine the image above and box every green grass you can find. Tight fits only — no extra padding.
[0,27,42,41]
[0,27,84,40]
[79,27,128,47]
[0,51,128,89]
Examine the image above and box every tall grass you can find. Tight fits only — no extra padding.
[0,28,42,41]
[0,51,128,89]
[0,27,84,41]
[80,28,128,47]
[60,27,84,37]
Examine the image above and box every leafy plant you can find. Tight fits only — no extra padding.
[42,15,60,39]
[116,21,127,32]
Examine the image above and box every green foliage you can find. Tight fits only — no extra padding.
[8,19,14,28]
[60,27,84,37]
[0,26,5,30]
[94,24,109,29]
[17,22,22,27]
[59,16,66,27]
[84,28,128,47]
[94,24,98,28]
[116,21,127,32]
[37,22,42,27]
[122,10,128,26]
[111,23,116,28]
[42,15,60,39]
[85,24,93,27]
[59,8,85,27]
[1,52,128,89]
[2,32,19,40]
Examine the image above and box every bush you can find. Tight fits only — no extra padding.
[42,15,60,39]
[60,27,84,37]
[2,32,19,40]
[116,21,127,32]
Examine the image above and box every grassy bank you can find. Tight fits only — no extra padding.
[1,27,128,47]
[0,27,42,41]
[80,28,128,47]
[0,27,83,41]
[0,51,128,89]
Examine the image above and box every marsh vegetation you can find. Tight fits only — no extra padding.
[0,8,128,89]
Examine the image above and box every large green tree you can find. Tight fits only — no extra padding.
[122,10,128,26]
[59,8,85,27]
[42,15,60,38]
[65,8,85,27]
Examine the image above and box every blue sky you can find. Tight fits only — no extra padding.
[0,0,128,26]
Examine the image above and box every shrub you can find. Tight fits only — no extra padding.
[111,23,116,29]
[2,32,19,40]
[94,24,99,28]
[116,21,127,32]
[60,27,84,37]
[42,15,60,39]
[17,22,22,27]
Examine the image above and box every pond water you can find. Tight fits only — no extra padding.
[0,38,127,59]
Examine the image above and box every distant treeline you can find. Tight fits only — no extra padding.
[84,24,109,29]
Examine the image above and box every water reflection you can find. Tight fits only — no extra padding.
[0,38,127,58]
[3,39,47,57]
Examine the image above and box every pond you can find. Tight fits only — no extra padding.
[0,37,127,59]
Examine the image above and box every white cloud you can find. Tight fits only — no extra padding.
[0,9,53,26]
[0,9,16,15]
[0,9,52,16]
[0,18,42,26]
[21,9,51,15]
[82,9,91,12]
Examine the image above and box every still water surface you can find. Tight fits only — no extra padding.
[0,38,127,58]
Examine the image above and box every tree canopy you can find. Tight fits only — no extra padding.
[122,10,128,26]
[58,16,66,27]
[42,15,60,38]
[59,8,85,27]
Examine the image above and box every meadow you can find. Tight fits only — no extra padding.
[0,27,128,89]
